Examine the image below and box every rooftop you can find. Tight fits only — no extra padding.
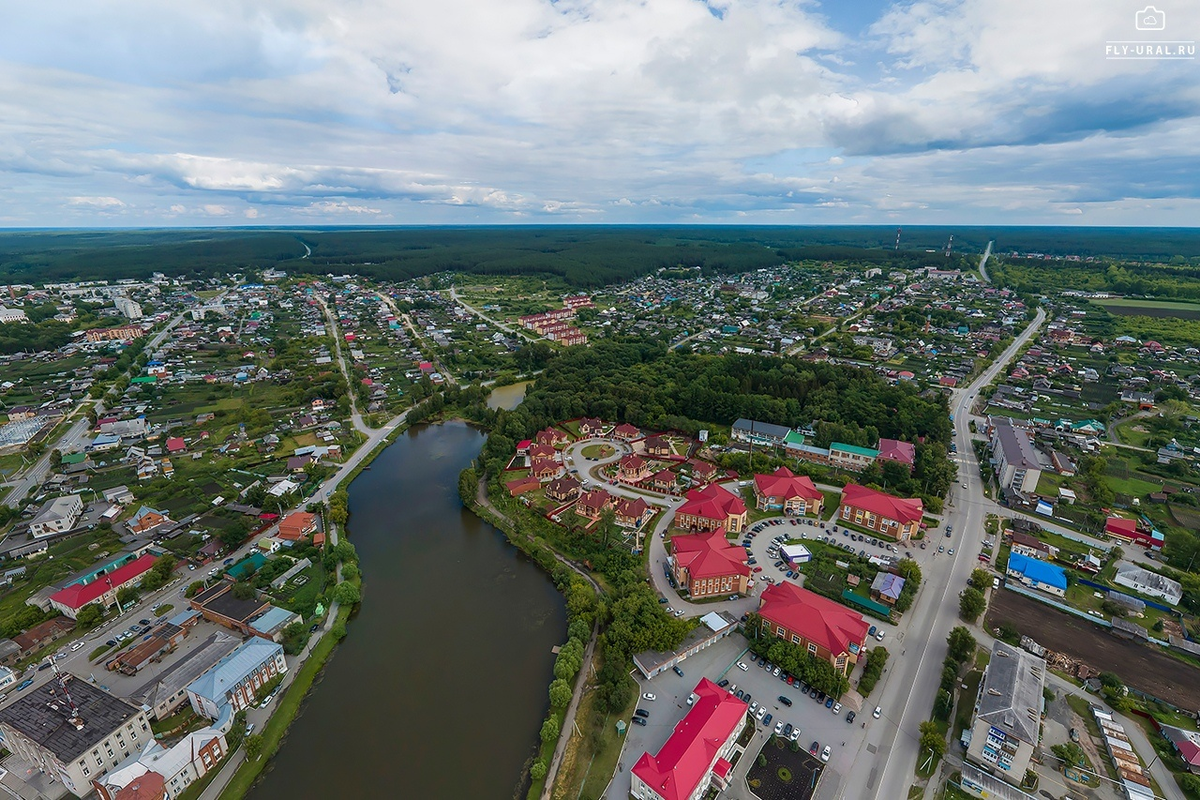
[187,637,284,705]
[1007,552,1067,591]
[993,417,1041,470]
[758,582,869,657]
[976,640,1046,745]
[192,582,269,623]
[0,675,142,763]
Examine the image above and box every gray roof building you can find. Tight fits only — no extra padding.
[975,641,1045,745]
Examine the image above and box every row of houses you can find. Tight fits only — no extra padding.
[731,418,917,472]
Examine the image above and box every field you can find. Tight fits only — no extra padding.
[986,588,1200,710]
[1092,297,1200,318]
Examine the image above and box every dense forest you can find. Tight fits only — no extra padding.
[3,226,1198,288]
[990,259,1200,299]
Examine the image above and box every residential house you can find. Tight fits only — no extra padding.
[13,616,76,657]
[102,486,134,505]
[837,484,924,540]
[670,530,750,598]
[642,436,672,457]
[618,454,651,483]
[93,726,227,800]
[535,427,568,447]
[870,572,906,606]
[1113,563,1182,606]
[277,511,317,542]
[730,418,791,446]
[48,554,159,619]
[613,423,640,440]
[1009,532,1058,561]
[649,469,677,493]
[673,484,748,534]
[527,442,557,461]
[577,418,604,438]
[630,679,747,800]
[529,457,563,481]
[29,494,84,538]
[544,476,581,503]
[990,417,1043,495]
[752,467,823,516]
[127,507,170,535]
[574,489,614,521]
[757,582,869,675]
[966,641,1046,784]
[687,459,718,483]
[1006,552,1067,597]
[614,497,654,529]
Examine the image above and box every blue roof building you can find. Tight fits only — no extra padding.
[1006,552,1067,597]
[186,638,287,720]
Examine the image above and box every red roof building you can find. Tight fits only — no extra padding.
[529,457,563,481]
[578,417,604,438]
[614,497,654,529]
[673,484,747,534]
[527,442,557,461]
[506,476,542,496]
[642,436,672,457]
[278,511,317,541]
[687,459,718,483]
[545,476,582,503]
[752,467,823,516]
[757,582,869,674]
[837,484,923,540]
[649,469,677,492]
[574,489,614,520]
[613,423,640,440]
[49,554,159,618]
[1105,517,1164,549]
[670,530,750,598]
[618,454,650,482]
[166,437,186,454]
[535,427,568,447]
[876,438,916,470]
[631,679,747,800]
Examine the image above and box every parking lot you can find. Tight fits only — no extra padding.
[607,632,880,800]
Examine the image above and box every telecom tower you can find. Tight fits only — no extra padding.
[944,235,954,257]
[894,228,902,250]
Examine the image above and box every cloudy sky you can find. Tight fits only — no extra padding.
[1,0,1196,226]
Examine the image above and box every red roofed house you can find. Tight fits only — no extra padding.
[618,454,651,482]
[837,484,924,541]
[670,529,750,598]
[49,554,159,618]
[673,484,747,534]
[649,469,678,493]
[529,457,563,481]
[613,423,640,441]
[166,437,186,454]
[506,476,542,497]
[578,417,604,438]
[752,467,823,516]
[278,511,317,541]
[687,460,718,483]
[757,582,870,675]
[1105,516,1163,549]
[545,476,581,503]
[875,438,916,471]
[631,678,747,800]
[575,489,614,521]
[527,442,557,461]
[615,497,654,529]
[535,427,568,447]
[642,436,672,457]
[313,531,326,548]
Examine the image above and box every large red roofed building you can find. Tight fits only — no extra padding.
[837,484,923,541]
[670,530,750,598]
[876,438,916,470]
[757,582,869,675]
[631,678,747,800]
[1105,517,1164,549]
[752,467,823,516]
[673,484,747,534]
[49,554,159,619]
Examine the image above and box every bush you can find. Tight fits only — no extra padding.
[857,647,889,695]
[530,760,548,781]
[540,716,560,743]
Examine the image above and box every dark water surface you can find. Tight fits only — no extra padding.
[250,421,565,798]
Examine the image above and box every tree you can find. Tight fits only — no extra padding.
[530,760,548,781]
[918,720,946,760]
[185,581,205,598]
[1179,773,1200,798]
[244,733,264,760]
[960,588,986,622]
[549,679,572,709]
[332,581,361,606]
[933,689,954,720]
[947,626,977,663]
[969,569,992,592]
[76,604,103,629]
[1051,742,1084,767]
[281,621,309,655]
[540,716,560,743]
[231,581,256,601]
[219,519,250,551]
[117,587,140,608]
[49,449,62,470]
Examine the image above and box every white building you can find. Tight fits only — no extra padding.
[0,305,29,324]
[92,726,226,800]
[187,638,288,720]
[30,494,84,538]
[113,297,143,320]
[1114,563,1183,606]
[990,417,1043,495]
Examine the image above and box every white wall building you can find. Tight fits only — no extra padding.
[113,297,143,320]
[1114,563,1183,606]
[30,494,84,538]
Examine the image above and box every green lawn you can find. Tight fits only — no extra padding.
[952,670,983,743]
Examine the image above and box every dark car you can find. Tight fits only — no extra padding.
[778,695,793,707]
[139,618,151,626]
[743,693,752,704]
[717,678,729,688]
[635,709,649,718]
[809,741,820,756]
[658,596,669,604]
[783,723,793,737]
[825,697,835,708]
[16,679,34,691]
[631,716,647,726]
[762,713,773,727]
[672,665,684,677]
[37,662,52,671]
[735,689,745,700]
[810,688,820,699]
[847,711,857,723]
[106,639,117,647]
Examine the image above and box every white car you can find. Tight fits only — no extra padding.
[774,721,785,736]
[821,745,831,762]
[788,727,801,742]
[831,702,842,715]
[875,630,885,641]
[873,706,882,719]
[674,609,684,618]
[749,701,759,715]
[70,641,84,652]
[642,693,656,701]
[736,661,749,671]
[755,707,766,721]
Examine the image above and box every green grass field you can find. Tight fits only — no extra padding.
[1093,297,1200,317]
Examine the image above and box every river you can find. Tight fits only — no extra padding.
[250,420,566,798]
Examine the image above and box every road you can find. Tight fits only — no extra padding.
[314,295,371,435]
[377,292,459,387]
[447,285,536,342]
[831,305,1046,800]
[978,240,993,283]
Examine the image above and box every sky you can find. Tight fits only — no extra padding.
[1,0,1197,226]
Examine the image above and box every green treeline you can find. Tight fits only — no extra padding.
[992,260,1200,299]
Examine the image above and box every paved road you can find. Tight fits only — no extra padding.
[978,240,993,283]
[377,292,459,386]
[314,295,371,435]
[832,305,1047,800]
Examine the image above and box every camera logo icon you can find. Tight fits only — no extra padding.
[1135,5,1166,30]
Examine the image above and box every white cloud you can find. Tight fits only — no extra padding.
[66,195,124,208]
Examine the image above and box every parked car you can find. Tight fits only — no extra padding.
[778,695,793,707]
[717,678,729,688]
[672,665,684,677]
[736,661,749,671]
[831,702,842,715]
[809,741,820,756]
[789,727,801,742]
[821,745,831,762]
[763,713,773,727]
[642,692,656,701]
[873,706,882,718]
[16,679,34,692]
[631,716,647,726]
[635,709,649,718]
[825,697,834,708]
[774,720,784,735]
[846,710,856,723]
[783,722,793,737]
[755,707,766,721]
